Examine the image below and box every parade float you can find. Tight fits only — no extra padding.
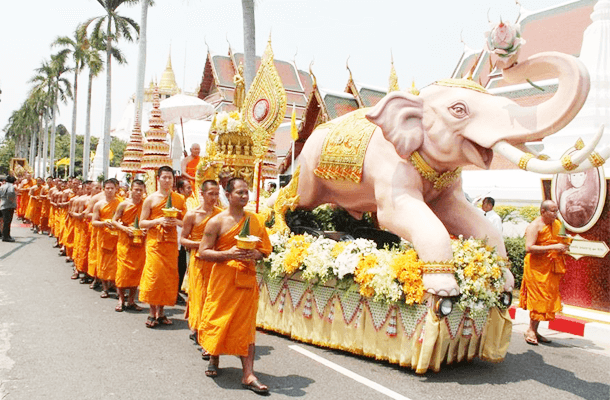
[194,20,609,373]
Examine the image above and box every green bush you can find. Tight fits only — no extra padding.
[504,236,526,289]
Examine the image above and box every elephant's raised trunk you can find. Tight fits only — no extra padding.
[494,51,591,145]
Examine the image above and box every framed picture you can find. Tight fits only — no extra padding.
[551,156,606,233]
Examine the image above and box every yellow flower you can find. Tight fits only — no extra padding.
[283,235,310,274]
[331,242,348,258]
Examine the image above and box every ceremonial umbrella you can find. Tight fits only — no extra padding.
[159,94,215,156]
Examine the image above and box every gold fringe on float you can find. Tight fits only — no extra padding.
[256,276,512,374]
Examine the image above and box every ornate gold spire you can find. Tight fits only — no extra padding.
[159,50,179,93]
[388,52,400,93]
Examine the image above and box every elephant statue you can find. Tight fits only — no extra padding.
[294,51,608,296]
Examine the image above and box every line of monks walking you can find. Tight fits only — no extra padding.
[13,166,273,394]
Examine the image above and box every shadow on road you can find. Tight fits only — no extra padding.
[209,366,314,397]
[421,350,609,400]
[0,236,38,260]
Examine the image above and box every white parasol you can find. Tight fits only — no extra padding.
[160,94,215,156]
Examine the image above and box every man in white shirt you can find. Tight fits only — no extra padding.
[482,197,503,233]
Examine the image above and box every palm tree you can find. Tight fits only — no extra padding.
[242,0,256,91]
[81,0,139,179]
[134,0,154,124]
[53,27,88,177]
[30,52,72,177]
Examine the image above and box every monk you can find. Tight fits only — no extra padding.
[520,200,569,345]
[70,182,92,280]
[39,177,53,234]
[59,180,77,260]
[180,143,201,192]
[198,177,271,394]
[113,179,147,312]
[179,180,221,353]
[139,166,187,328]
[92,179,121,298]
[49,181,63,245]
[26,178,43,232]
[47,179,59,238]
[17,174,34,221]
[85,182,106,289]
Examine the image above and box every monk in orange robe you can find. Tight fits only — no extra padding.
[180,143,201,204]
[179,180,221,351]
[39,177,53,234]
[63,185,80,262]
[198,177,272,394]
[520,200,569,345]
[85,182,105,288]
[92,179,121,298]
[17,175,34,220]
[139,166,187,328]
[26,178,43,231]
[70,182,93,280]
[113,179,147,312]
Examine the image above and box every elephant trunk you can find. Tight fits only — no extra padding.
[493,52,590,146]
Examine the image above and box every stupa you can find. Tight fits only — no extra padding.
[120,113,145,174]
[141,85,171,171]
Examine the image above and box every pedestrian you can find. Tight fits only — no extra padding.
[520,199,569,345]
[198,177,272,394]
[0,176,17,242]
[482,196,503,233]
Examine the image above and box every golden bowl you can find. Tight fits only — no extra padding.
[162,207,179,218]
[235,235,260,250]
[133,229,143,244]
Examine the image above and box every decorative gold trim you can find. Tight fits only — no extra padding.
[421,262,456,274]
[536,154,550,161]
[270,165,301,235]
[561,154,578,171]
[574,138,585,150]
[589,151,606,168]
[410,151,461,190]
[517,153,534,170]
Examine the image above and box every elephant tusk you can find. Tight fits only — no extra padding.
[492,125,609,174]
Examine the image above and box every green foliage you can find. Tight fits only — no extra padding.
[286,204,376,233]
[109,137,127,167]
[239,217,251,237]
[0,138,16,175]
[504,236,526,289]
[519,206,539,222]
[494,205,518,222]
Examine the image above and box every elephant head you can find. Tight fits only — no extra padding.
[366,51,606,172]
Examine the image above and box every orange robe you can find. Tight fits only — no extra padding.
[63,210,76,258]
[184,207,222,331]
[49,203,56,236]
[520,219,566,321]
[87,222,99,278]
[96,198,121,282]
[18,180,33,218]
[25,187,41,224]
[57,208,67,245]
[199,212,272,356]
[139,192,187,306]
[73,218,88,273]
[39,186,50,232]
[115,202,146,288]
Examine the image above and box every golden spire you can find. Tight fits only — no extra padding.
[388,51,400,93]
[409,80,420,96]
[159,49,178,93]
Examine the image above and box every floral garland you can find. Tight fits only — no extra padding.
[263,233,507,313]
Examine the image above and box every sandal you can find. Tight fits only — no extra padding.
[524,333,538,346]
[89,281,100,290]
[125,303,143,312]
[70,272,80,280]
[156,315,173,325]
[100,291,109,299]
[205,363,219,378]
[242,379,269,394]
[115,303,125,312]
[145,316,158,328]
[536,334,552,344]
[201,349,211,361]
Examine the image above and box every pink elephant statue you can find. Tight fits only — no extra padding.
[296,51,607,296]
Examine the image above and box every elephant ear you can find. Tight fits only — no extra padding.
[366,91,424,159]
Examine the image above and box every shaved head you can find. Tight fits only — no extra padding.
[541,200,557,212]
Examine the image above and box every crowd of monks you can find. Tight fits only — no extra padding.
[14,164,272,394]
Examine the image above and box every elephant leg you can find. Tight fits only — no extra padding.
[377,194,459,297]
[432,190,514,292]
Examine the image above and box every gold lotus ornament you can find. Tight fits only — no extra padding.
[162,194,179,218]
[235,216,260,250]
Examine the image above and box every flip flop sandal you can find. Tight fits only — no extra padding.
[125,303,143,311]
[100,291,109,299]
[205,364,219,378]
[242,379,269,394]
[201,350,211,360]
[156,316,173,325]
[145,316,158,328]
[70,272,80,280]
[115,303,125,312]
[524,334,538,345]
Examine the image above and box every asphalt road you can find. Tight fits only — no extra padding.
[1,224,609,400]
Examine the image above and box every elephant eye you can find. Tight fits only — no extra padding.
[449,102,469,119]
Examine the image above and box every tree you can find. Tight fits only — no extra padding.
[53,27,88,177]
[134,0,154,124]
[241,0,256,91]
[81,0,139,179]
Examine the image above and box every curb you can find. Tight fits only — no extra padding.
[509,305,610,343]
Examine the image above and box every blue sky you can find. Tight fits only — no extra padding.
[0,0,572,140]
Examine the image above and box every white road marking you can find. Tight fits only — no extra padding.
[289,345,413,400]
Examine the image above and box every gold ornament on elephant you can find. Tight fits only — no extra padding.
[421,261,456,274]
[560,154,578,171]
[410,151,461,190]
[517,153,534,170]
[588,151,606,168]
[270,165,301,235]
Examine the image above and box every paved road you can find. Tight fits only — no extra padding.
[1,224,609,400]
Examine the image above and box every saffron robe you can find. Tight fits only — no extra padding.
[87,222,99,278]
[39,186,50,232]
[139,192,187,306]
[73,218,90,273]
[184,207,222,331]
[17,180,33,218]
[520,219,566,321]
[199,212,272,356]
[63,211,76,258]
[115,202,146,288]
[25,187,41,224]
[96,198,121,282]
